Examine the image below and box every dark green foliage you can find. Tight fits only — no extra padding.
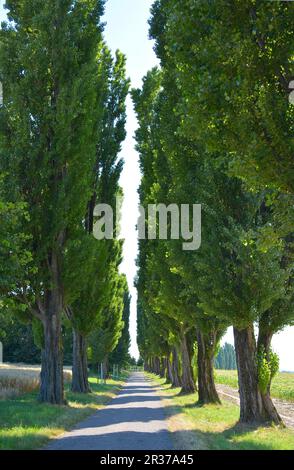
[0,0,130,403]
[88,272,126,368]
[0,311,40,364]
[137,357,144,367]
[109,292,131,368]
[134,0,293,422]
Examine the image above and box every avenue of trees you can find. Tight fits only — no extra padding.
[0,0,293,432]
[135,0,293,426]
[0,1,130,403]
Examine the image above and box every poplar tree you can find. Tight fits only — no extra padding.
[88,270,126,377]
[67,47,129,393]
[110,291,131,369]
[149,0,293,424]
[0,0,104,404]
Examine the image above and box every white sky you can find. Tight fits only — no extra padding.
[0,1,293,370]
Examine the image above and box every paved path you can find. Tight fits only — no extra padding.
[46,372,173,450]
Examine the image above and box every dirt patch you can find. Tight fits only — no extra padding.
[216,384,294,429]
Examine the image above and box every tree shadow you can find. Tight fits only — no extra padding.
[170,428,279,451]
[1,372,286,451]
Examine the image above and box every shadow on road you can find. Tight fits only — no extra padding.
[43,373,276,451]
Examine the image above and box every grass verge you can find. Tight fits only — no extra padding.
[0,374,128,450]
[147,373,294,450]
[215,370,294,402]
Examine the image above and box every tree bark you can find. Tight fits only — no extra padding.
[39,303,64,404]
[154,356,160,375]
[149,358,154,373]
[71,329,91,394]
[166,356,173,384]
[171,347,182,388]
[144,359,150,372]
[180,333,196,394]
[39,239,65,404]
[103,355,109,379]
[234,325,263,423]
[257,328,284,426]
[197,330,221,404]
[159,358,166,378]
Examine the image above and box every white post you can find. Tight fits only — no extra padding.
[0,341,3,364]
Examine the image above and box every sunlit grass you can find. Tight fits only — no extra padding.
[0,374,127,450]
[148,373,294,450]
[215,370,294,402]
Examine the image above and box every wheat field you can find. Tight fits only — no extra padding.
[0,364,72,399]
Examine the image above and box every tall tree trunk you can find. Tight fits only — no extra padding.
[159,357,166,378]
[171,347,182,388]
[180,333,196,394]
[154,356,160,375]
[166,356,173,384]
[235,324,285,425]
[150,358,154,373]
[39,242,65,404]
[39,299,64,404]
[234,325,263,423]
[149,357,154,374]
[197,330,221,404]
[71,329,91,394]
[103,355,109,379]
[257,328,284,426]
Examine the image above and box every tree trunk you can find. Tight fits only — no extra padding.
[149,358,154,373]
[171,347,182,388]
[235,324,285,425]
[39,305,64,404]
[150,358,153,373]
[166,356,173,384]
[257,328,284,426]
[180,333,196,394]
[159,358,166,378]
[103,356,109,379]
[234,325,263,423]
[197,330,221,404]
[39,242,65,404]
[154,356,160,375]
[71,329,91,394]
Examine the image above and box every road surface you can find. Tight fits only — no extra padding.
[46,372,174,450]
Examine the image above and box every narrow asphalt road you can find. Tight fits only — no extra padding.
[46,372,174,450]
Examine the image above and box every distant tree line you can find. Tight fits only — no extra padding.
[214,344,237,371]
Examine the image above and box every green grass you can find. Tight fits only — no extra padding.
[215,370,294,402]
[0,374,128,450]
[148,374,294,450]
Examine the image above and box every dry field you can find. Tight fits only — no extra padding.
[0,364,72,399]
